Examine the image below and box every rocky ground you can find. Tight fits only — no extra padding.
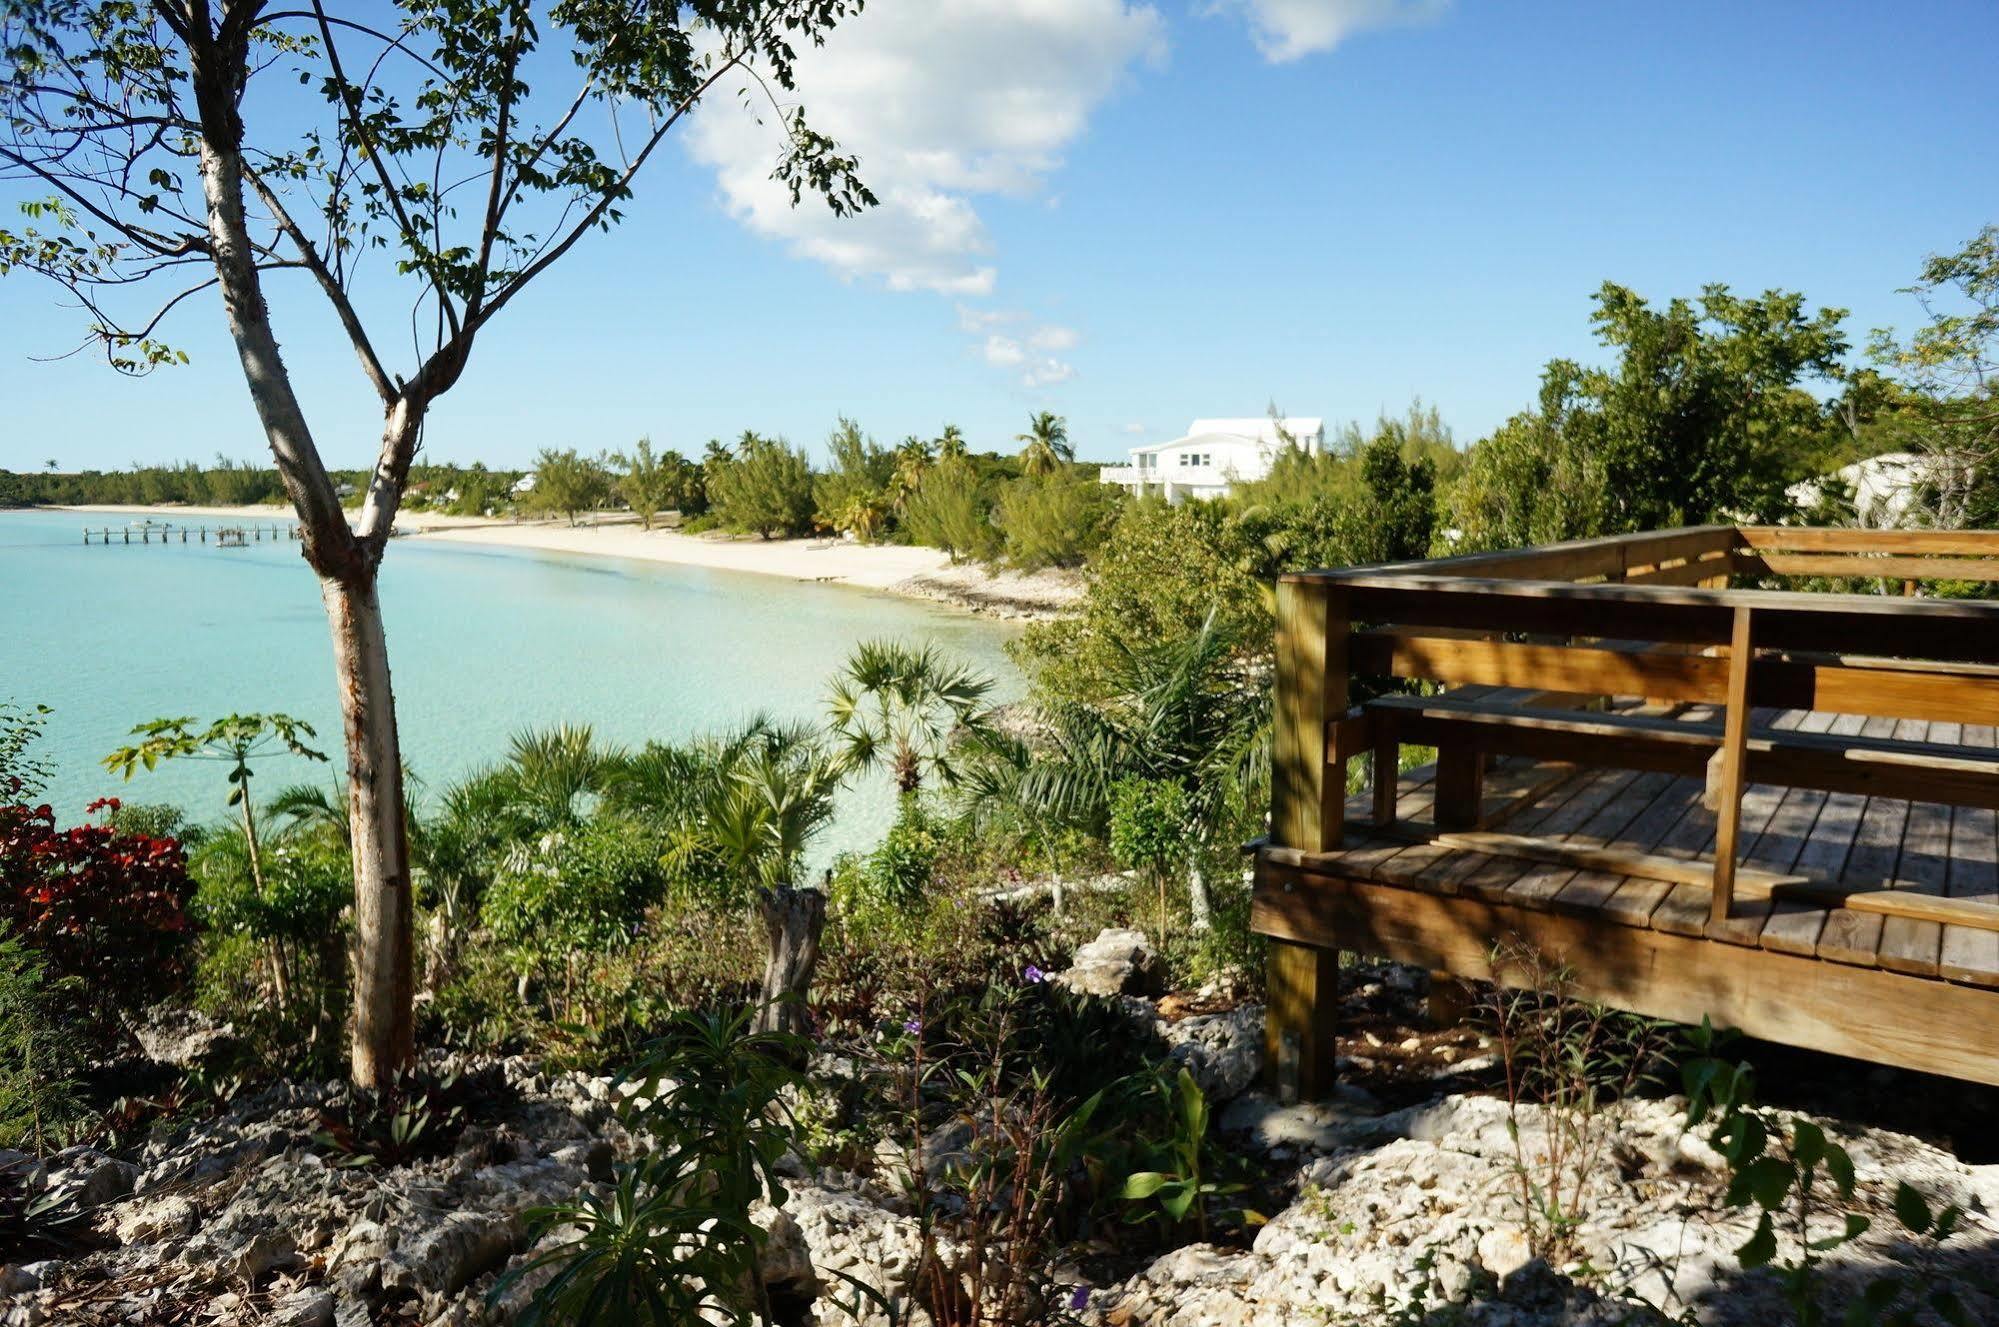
[890,565,1083,621]
[7,936,1999,1326]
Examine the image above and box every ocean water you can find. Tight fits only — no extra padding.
[0,509,1021,861]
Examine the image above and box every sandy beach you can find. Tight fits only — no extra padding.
[60,503,1081,617]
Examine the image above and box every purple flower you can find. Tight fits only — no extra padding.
[902,1017,922,1036]
[1068,1285,1090,1312]
[1023,964,1046,984]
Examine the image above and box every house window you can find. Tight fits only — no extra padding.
[1177,453,1209,468]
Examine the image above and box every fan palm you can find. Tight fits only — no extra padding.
[500,724,619,830]
[970,612,1270,930]
[827,640,996,797]
[1014,411,1072,478]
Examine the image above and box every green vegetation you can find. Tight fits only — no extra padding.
[706,432,818,539]
[525,448,614,525]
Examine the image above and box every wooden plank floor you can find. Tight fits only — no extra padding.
[1303,708,1999,991]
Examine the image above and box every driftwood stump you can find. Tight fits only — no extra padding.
[756,885,827,1037]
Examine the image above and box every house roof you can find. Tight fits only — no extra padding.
[1127,417,1324,455]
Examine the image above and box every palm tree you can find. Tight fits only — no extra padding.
[1014,411,1072,478]
[827,640,996,797]
[935,423,968,461]
[956,728,1086,914]
[891,436,933,509]
[701,737,843,895]
[837,491,891,542]
[498,724,618,830]
[969,613,1270,931]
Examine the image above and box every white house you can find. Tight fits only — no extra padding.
[1786,450,1977,528]
[1100,417,1325,503]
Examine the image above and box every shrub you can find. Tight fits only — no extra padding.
[991,468,1118,570]
[707,431,815,539]
[901,458,999,562]
[0,798,197,1020]
[846,800,939,916]
[812,417,897,537]
[525,447,612,523]
[0,702,53,801]
[485,818,668,970]
[1109,777,1189,940]
[190,830,351,1072]
[0,928,84,1154]
[501,1011,867,1325]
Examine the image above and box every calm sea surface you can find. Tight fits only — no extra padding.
[0,509,1021,861]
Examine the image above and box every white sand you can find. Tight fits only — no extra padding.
[63,503,958,593]
[420,521,954,590]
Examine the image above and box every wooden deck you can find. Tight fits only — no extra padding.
[1255,526,1999,1098]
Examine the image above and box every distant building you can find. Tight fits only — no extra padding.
[1099,417,1325,503]
[1786,450,1977,528]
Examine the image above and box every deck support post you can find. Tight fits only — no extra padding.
[1709,606,1756,926]
[1267,579,1350,1099]
[1265,935,1340,1103]
[1371,712,1399,828]
[1434,745,1485,831]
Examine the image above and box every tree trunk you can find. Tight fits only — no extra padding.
[755,886,826,1038]
[1189,858,1212,933]
[325,572,415,1087]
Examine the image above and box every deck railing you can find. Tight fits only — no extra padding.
[1271,524,1999,926]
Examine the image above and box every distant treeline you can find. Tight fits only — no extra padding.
[12,228,1996,577]
[0,460,525,517]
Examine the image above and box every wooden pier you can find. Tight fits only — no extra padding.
[1258,524,1999,1098]
[83,522,299,546]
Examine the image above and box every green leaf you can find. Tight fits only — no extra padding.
[1825,1144,1856,1198]
[1932,1204,1963,1241]
[1119,1172,1169,1201]
[1736,1212,1778,1269]
[1160,1182,1198,1222]
[1731,1156,1794,1211]
[1893,1181,1932,1235]
[1791,1119,1827,1169]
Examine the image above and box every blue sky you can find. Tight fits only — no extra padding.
[2,0,1994,472]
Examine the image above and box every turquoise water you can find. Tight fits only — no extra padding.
[0,510,1021,861]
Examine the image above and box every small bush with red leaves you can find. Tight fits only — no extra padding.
[0,797,197,1015]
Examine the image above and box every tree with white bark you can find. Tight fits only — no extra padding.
[0,1,872,1085]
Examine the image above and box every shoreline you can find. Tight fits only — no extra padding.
[52,503,1081,620]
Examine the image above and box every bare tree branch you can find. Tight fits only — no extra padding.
[242,162,396,403]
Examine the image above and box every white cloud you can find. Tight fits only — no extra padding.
[982,334,1027,368]
[1211,0,1448,63]
[980,321,1078,388]
[1121,421,1149,435]
[686,0,1166,296]
[956,303,1022,333]
[1022,358,1076,389]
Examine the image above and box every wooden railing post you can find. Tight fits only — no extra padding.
[1709,605,1755,926]
[1270,578,1349,852]
[1266,577,1349,1101]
